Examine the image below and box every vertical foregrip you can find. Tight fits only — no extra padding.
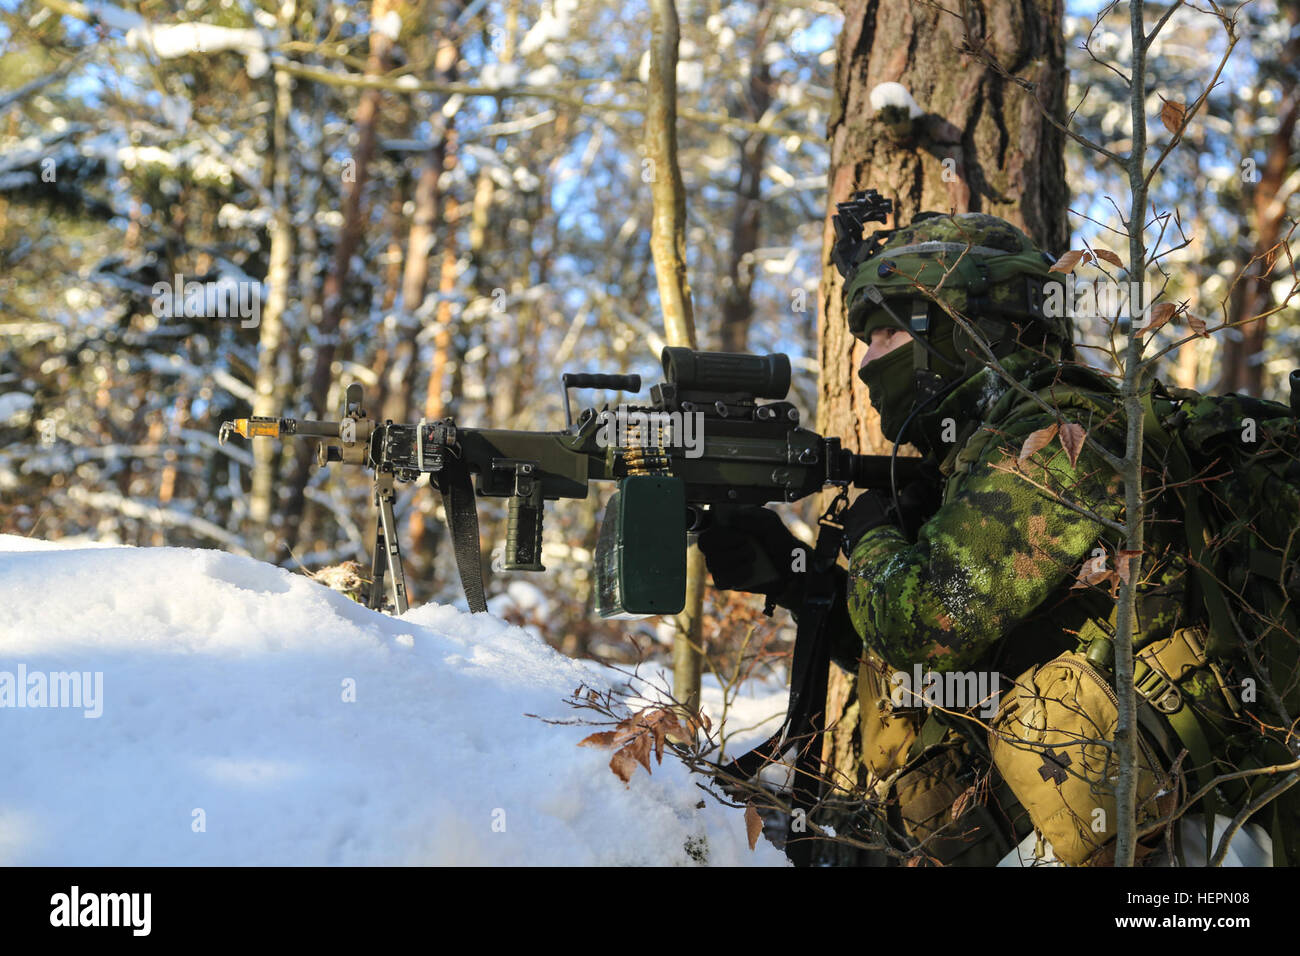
[504,487,546,571]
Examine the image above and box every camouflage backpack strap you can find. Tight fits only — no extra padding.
[1140,390,1237,660]
[1072,595,1220,861]
[1139,389,1224,808]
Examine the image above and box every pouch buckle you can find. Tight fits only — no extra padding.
[1134,662,1183,714]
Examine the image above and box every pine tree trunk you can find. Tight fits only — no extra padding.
[1221,0,1300,397]
[818,0,1067,793]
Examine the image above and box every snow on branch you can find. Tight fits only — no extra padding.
[64,485,252,555]
[41,0,274,78]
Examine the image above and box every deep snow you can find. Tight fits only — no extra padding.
[0,535,786,866]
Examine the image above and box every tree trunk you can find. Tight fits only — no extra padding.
[305,0,400,418]
[818,0,1067,792]
[719,1,774,354]
[646,0,704,712]
[402,13,476,580]
[1220,0,1300,397]
[282,0,401,554]
[250,55,296,551]
[423,148,462,422]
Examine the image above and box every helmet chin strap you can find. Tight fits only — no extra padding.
[886,377,957,538]
[861,287,963,377]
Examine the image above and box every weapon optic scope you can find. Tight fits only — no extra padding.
[661,347,790,399]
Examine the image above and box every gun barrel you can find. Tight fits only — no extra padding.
[845,451,924,489]
[288,419,342,439]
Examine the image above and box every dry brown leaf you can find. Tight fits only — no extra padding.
[1019,423,1059,462]
[1093,249,1124,268]
[682,711,708,740]
[1160,97,1187,136]
[609,748,638,785]
[624,733,653,773]
[1138,301,1177,335]
[1049,250,1091,273]
[1186,312,1209,337]
[951,785,978,822]
[650,711,680,764]
[1070,551,1116,591]
[745,803,763,851]
[614,715,637,736]
[1058,422,1087,469]
[583,706,691,783]
[651,708,680,728]
[1101,569,1121,593]
[1117,549,1143,586]
[1108,571,1123,599]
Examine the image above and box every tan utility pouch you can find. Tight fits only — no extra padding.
[988,651,1171,866]
[858,654,925,784]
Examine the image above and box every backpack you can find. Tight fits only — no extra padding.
[980,369,1300,865]
[1143,381,1300,862]
[1147,384,1300,712]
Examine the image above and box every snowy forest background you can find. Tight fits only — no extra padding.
[2,0,1298,672]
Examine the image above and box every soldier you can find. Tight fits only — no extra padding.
[700,210,1300,866]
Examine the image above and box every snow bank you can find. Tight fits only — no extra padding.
[0,536,785,866]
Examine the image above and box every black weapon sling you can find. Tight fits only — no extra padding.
[432,454,489,614]
[716,499,846,867]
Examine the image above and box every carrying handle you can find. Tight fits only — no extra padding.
[560,372,642,427]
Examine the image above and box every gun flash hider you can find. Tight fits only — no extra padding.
[231,417,282,439]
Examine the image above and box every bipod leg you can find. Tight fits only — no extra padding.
[367,491,388,612]
[367,473,410,614]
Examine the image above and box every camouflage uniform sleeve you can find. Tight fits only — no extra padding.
[845,413,1124,672]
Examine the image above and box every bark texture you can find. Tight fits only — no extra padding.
[818,0,1068,793]
[1221,0,1300,397]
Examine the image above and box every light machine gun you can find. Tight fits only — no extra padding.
[219,347,920,617]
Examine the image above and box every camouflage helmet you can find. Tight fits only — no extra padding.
[845,211,1072,375]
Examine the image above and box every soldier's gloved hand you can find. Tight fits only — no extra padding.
[840,477,944,557]
[839,491,892,557]
[893,475,944,534]
[697,505,807,608]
